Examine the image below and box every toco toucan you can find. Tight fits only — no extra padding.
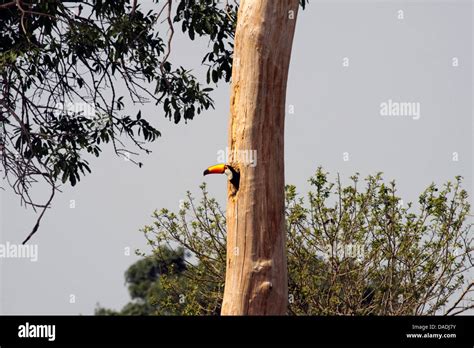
[203,163,239,191]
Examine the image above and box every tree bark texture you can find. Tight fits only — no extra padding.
[221,0,299,315]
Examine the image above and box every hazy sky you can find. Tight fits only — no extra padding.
[1,0,472,314]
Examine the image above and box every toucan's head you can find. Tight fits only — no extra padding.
[203,163,234,180]
[203,163,240,192]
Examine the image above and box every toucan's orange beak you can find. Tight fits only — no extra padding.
[203,164,226,176]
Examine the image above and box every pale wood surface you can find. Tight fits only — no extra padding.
[221,0,299,315]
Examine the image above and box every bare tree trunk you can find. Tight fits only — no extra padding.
[221,0,299,315]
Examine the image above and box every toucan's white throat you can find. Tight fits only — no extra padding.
[224,167,233,180]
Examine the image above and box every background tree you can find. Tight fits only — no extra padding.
[0,0,236,243]
[107,169,473,315]
[95,246,192,315]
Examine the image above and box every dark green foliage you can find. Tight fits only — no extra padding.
[0,0,236,203]
[176,0,236,84]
